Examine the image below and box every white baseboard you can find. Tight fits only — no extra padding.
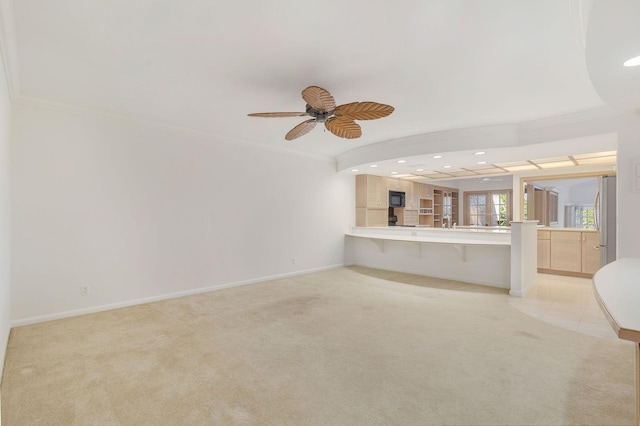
[0,322,10,381]
[11,263,345,328]
[509,276,538,298]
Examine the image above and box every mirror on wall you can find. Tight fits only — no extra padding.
[522,177,598,228]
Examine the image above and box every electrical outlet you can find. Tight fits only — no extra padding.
[81,285,90,296]
[291,258,296,265]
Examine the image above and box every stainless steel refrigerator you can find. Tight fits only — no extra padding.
[594,175,616,266]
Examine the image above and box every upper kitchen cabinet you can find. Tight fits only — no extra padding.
[387,178,403,192]
[356,175,388,209]
[403,181,417,210]
[418,183,434,200]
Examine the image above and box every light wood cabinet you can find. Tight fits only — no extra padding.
[356,208,387,227]
[448,191,459,226]
[418,198,434,227]
[418,183,433,200]
[537,230,551,269]
[355,176,457,228]
[581,232,601,274]
[403,181,417,210]
[433,189,443,227]
[539,229,600,276]
[387,178,403,191]
[550,231,582,272]
[403,209,419,226]
[356,175,388,209]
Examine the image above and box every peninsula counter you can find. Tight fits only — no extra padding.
[345,222,538,295]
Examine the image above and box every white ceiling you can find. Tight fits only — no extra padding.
[1,0,639,169]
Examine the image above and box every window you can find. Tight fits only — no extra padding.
[467,193,488,226]
[464,190,512,227]
[582,208,595,229]
[491,192,509,226]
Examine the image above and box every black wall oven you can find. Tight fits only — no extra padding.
[389,191,405,208]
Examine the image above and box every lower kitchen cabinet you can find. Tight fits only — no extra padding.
[403,209,419,226]
[550,231,582,273]
[537,231,550,269]
[356,208,387,227]
[581,232,601,274]
[538,228,600,277]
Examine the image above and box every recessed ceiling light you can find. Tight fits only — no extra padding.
[433,155,443,159]
[397,160,406,163]
[391,171,398,175]
[443,165,451,169]
[351,169,359,172]
[477,161,487,165]
[370,164,378,168]
[482,177,491,181]
[416,168,424,172]
[623,55,640,67]
[475,151,486,155]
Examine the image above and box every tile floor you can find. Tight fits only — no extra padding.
[509,272,618,341]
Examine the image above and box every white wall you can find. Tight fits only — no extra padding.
[11,104,354,324]
[568,179,598,205]
[0,40,11,376]
[617,120,640,259]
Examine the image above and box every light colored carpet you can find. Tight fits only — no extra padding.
[2,266,635,425]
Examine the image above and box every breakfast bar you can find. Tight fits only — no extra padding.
[345,221,538,296]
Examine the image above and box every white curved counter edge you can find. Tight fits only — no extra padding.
[593,258,640,343]
[593,258,640,425]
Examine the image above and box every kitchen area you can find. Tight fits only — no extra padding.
[350,174,536,296]
[524,175,616,278]
[349,172,617,296]
[355,174,459,229]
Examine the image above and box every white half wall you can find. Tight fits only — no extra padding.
[10,104,354,324]
[0,37,11,377]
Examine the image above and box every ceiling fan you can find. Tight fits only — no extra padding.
[248,86,394,140]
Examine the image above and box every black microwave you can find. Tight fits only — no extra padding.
[389,191,405,207]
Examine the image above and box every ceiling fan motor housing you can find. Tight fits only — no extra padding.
[306,104,334,122]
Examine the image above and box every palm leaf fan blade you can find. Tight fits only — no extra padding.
[334,102,394,120]
[285,119,317,140]
[248,112,309,117]
[301,86,336,111]
[325,117,362,139]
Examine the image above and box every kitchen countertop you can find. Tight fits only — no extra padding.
[537,227,598,232]
[593,258,640,342]
[346,226,511,246]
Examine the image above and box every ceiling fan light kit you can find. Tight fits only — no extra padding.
[248,86,394,140]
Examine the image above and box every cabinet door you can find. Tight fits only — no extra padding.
[377,177,389,208]
[366,209,388,227]
[418,184,433,199]
[364,175,387,208]
[387,177,402,191]
[537,239,550,269]
[550,231,581,272]
[403,209,418,226]
[403,181,417,209]
[581,232,601,274]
